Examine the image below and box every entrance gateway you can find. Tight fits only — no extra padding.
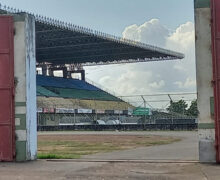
[0,0,220,162]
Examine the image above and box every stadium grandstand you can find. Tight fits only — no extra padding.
[0,5,186,127]
[37,75,121,102]
[37,75,135,126]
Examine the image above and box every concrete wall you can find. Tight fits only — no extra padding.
[194,0,216,162]
[14,13,37,161]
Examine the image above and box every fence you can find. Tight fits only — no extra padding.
[37,92,198,129]
[38,124,198,131]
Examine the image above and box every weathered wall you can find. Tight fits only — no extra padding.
[14,13,37,161]
[194,0,216,162]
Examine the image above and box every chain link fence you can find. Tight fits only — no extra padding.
[37,92,198,130]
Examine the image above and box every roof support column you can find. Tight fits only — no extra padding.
[41,64,48,76]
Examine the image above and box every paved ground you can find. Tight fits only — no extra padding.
[39,131,198,160]
[1,131,217,179]
[0,160,220,180]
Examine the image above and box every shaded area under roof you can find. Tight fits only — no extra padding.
[37,75,99,91]
[0,5,184,66]
[36,75,122,101]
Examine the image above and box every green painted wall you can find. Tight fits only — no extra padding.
[15,102,27,161]
[15,141,26,162]
[198,123,215,129]
[15,114,26,130]
[195,0,210,9]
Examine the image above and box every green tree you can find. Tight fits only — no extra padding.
[186,100,199,117]
[167,99,188,115]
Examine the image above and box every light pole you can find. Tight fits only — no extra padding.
[168,94,173,125]
[141,96,147,126]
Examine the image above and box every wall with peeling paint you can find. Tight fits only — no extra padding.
[14,13,37,161]
[194,0,216,162]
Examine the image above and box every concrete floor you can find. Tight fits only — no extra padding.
[1,131,217,179]
[0,160,220,180]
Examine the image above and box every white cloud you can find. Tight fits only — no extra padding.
[122,19,169,47]
[85,19,196,107]
[149,80,165,89]
[174,77,196,89]
[121,19,196,92]
[98,69,154,95]
[167,22,195,51]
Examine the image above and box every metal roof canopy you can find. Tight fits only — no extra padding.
[1,5,184,66]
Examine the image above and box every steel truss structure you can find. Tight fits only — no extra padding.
[0,4,184,66]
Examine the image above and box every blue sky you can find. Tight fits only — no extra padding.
[0,0,194,36]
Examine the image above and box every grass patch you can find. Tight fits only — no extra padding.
[38,134,181,159]
[38,153,80,159]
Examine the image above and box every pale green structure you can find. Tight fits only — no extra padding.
[14,13,37,161]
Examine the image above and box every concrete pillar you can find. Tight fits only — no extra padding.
[81,70,85,81]
[63,67,68,78]
[48,68,54,77]
[42,64,47,76]
[14,13,37,161]
[67,71,72,78]
[194,0,216,162]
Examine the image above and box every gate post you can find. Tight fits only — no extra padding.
[194,0,216,162]
[14,13,37,161]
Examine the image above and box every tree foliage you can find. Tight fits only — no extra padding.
[167,99,198,117]
[167,99,188,115]
[186,100,199,117]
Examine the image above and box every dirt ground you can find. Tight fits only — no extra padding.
[38,134,180,159]
[38,134,178,145]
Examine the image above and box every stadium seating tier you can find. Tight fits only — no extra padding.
[37,75,121,102]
